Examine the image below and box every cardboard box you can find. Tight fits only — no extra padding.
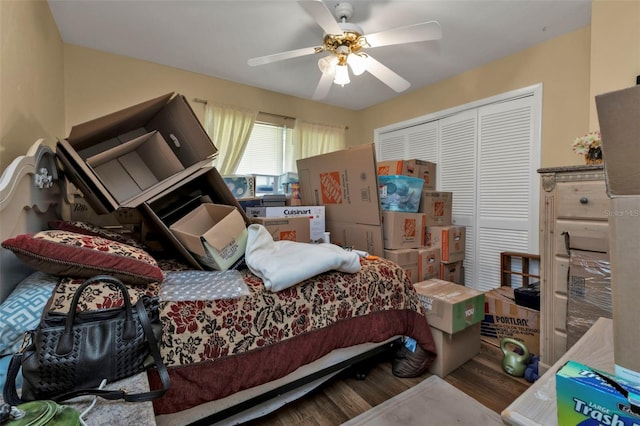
[556,360,640,426]
[440,260,464,284]
[377,159,437,190]
[56,93,217,214]
[419,191,452,226]
[326,221,384,257]
[426,225,466,263]
[170,203,247,271]
[384,249,419,284]
[251,216,311,243]
[141,166,251,270]
[596,84,640,384]
[429,323,481,378]
[413,278,485,334]
[245,206,325,242]
[567,250,611,349]
[297,144,382,226]
[223,175,256,199]
[382,211,426,249]
[481,286,540,355]
[417,247,440,281]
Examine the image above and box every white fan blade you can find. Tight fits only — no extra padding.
[365,21,442,48]
[312,71,334,100]
[365,55,410,93]
[248,46,320,67]
[298,0,343,35]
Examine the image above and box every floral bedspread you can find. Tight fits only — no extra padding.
[47,257,436,415]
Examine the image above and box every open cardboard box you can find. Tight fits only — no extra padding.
[141,166,250,270]
[170,203,248,271]
[57,92,216,214]
[595,84,640,384]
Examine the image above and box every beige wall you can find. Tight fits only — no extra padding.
[360,27,592,168]
[1,1,638,172]
[63,45,362,148]
[0,0,65,171]
[589,0,640,130]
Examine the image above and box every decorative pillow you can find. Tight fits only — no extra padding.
[48,220,147,250]
[1,230,164,285]
[0,271,57,356]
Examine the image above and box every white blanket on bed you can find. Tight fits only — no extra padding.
[245,224,361,292]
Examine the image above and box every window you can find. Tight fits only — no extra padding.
[234,122,295,175]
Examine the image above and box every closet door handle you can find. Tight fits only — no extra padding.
[579,197,589,204]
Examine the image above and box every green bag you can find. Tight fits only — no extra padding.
[2,400,80,426]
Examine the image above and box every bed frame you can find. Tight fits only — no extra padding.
[0,140,63,302]
[0,141,402,425]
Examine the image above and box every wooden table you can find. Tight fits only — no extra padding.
[501,317,614,425]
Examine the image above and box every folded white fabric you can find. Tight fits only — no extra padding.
[245,224,361,292]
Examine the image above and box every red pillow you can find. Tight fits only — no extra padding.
[48,220,147,250]
[1,230,163,285]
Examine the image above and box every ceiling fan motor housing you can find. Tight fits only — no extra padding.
[334,2,354,21]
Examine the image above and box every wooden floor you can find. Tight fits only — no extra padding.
[248,340,532,425]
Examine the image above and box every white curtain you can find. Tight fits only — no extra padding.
[293,120,346,162]
[204,102,258,175]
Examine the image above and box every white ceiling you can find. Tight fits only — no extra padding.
[48,0,592,111]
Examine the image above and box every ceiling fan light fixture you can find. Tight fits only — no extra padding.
[334,63,350,86]
[347,53,368,76]
[318,55,338,75]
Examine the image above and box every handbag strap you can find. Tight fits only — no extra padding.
[3,350,24,406]
[3,299,171,405]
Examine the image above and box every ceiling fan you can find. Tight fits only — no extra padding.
[247,0,443,100]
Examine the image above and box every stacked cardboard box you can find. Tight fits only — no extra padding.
[55,92,251,270]
[297,144,384,256]
[378,158,465,284]
[245,206,325,243]
[481,286,540,355]
[595,84,640,384]
[413,278,485,377]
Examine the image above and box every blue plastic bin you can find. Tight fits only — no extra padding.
[378,175,425,212]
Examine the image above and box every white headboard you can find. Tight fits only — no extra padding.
[0,140,62,303]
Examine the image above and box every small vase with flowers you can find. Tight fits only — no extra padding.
[572,131,603,165]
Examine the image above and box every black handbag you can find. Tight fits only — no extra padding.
[3,275,170,405]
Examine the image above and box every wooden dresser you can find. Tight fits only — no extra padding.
[537,165,608,370]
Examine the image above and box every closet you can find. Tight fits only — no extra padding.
[375,85,541,291]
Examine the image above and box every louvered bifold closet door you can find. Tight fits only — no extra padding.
[476,96,535,291]
[377,129,405,161]
[406,121,439,164]
[377,121,438,163]
[438,109,478,287]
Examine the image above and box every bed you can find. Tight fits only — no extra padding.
[0,140,437,425]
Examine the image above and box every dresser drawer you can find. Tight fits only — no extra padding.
[554,220,609,256]
[556,181,609,220]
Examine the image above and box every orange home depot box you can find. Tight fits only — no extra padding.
[440,260,464,284]
[382,211,426,249]
[418,247,440,281]
[297,144,381,226]
[426,225,466,263]
[377,159,437,190]
[326,221,384,257]
[481,287,540,355]
[596,84,640,384]
[384,249,419,284]
[419,191,452,226]
[251,216,311,242]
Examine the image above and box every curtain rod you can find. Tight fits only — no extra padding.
[193,98,348,129]
[193,98,294,120]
